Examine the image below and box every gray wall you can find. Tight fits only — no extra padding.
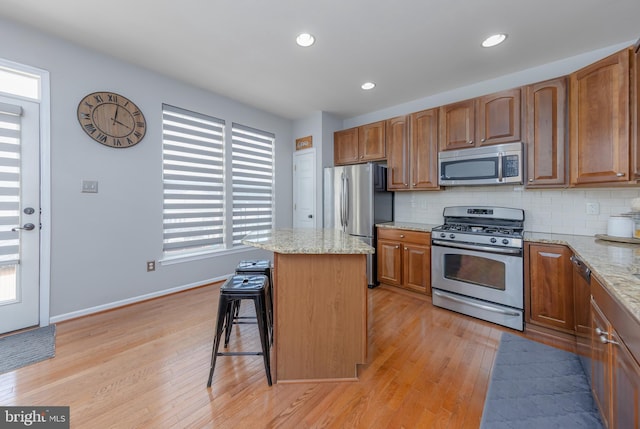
[0,17,294,320]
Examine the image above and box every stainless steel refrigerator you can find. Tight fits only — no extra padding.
[324,163,394,287]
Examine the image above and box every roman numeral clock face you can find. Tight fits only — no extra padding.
[77,91,146,148]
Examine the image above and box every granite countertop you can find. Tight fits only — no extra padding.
[376,221,440,232]
[242,228,375,254]
[525,232,640,324]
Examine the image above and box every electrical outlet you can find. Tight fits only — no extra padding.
[586,202,600,215]
[81,180,98,193]
[146,261,156,272]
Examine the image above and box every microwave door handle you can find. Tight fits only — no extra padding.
[497,152,503,182]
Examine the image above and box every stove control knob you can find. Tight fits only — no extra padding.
[440,233,446,238]
[502,239,509,245]
[490,237,497,244]
[449,234,455,239]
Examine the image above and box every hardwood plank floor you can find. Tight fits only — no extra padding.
[0,283,511,428]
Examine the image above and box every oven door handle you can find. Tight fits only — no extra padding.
[431,239,522,256]
[433,290,521,317]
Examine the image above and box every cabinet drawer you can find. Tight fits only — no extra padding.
[377,228,430,245]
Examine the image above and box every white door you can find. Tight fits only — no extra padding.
[293,148,316,228]
[0,96,40,333]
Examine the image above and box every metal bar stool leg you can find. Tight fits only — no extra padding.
[253,292,272,386]
[207,294,231,387]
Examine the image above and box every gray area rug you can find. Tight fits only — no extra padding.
[0,324,56,374]
[480,332,603,429]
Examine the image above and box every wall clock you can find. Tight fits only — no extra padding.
[77,91,146,148]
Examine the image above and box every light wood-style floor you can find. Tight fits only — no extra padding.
[0,283,511,428]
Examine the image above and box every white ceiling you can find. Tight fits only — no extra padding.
[0,0,639,120]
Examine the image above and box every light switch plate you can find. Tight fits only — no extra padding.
[81,180,98,193]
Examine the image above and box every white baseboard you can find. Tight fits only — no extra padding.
[49,274,230,324]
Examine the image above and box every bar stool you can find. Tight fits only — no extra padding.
[228,260,273,346]
[207,274,272,387]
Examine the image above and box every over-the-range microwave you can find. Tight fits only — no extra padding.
[438,142,524,186]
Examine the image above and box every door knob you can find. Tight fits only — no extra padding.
[308,214,313,218]
[12,223,35,231]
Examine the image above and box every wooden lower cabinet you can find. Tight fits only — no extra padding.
[377,228,431,295]
[525,243,574,333]
[591,277,640,429]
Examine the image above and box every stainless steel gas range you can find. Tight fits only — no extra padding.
[431,206,525,331]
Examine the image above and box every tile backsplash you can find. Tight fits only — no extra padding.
[394,186,640,236]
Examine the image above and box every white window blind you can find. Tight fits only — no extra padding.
[231,123,274,246]
[162,104,225,254]
[0,102,22,265]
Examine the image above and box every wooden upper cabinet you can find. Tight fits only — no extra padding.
[387,109,439,191]
[570,48,631,185]
[386,115,410,190]
[477,88,521,146]
[440,89,521,151]
[411,109,439,189]
[334,127,359,165]
[525,77,568,187]
[358,121,386,162]
[334,121,386,165]
[439,99,475,151]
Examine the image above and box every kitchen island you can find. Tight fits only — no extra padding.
[242,228,374,383]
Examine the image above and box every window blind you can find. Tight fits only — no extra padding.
[231,123,274,246]
[162,104,225,254]
[0,102,22,265]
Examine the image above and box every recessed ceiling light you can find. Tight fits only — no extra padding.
[361,82,376,90]
[296,33,315,47]
[482,33,507,48]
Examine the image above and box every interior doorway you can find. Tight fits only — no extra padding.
[292,148,316,228]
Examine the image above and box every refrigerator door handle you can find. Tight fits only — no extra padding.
[339,173,345,228]
[344,175,349,228]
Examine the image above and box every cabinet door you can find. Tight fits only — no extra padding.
[402,244,431,295]
[410,108,439,190]
[439,99,476,151]
[525,78,568,187]
[591,300,612,428]
[386,116,409,190]
[527,243,574,332]
[377,239,401,286]
[570,48,631,185]
[612,327,640,429]
[334,127,359,165]
[477,88,521,146]
[359,121,386,161]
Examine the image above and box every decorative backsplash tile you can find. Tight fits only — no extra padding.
[395,186,640,237]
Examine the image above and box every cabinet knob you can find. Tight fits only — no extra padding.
[404,183,408,186]
[529,178,534,182]
[400,234,405,238]
[481,138,486,142]
[412,183,416,186]
[404,247,408,250]
[616,172,625,177]
[468,140,474,145]
[395,245,399,249]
